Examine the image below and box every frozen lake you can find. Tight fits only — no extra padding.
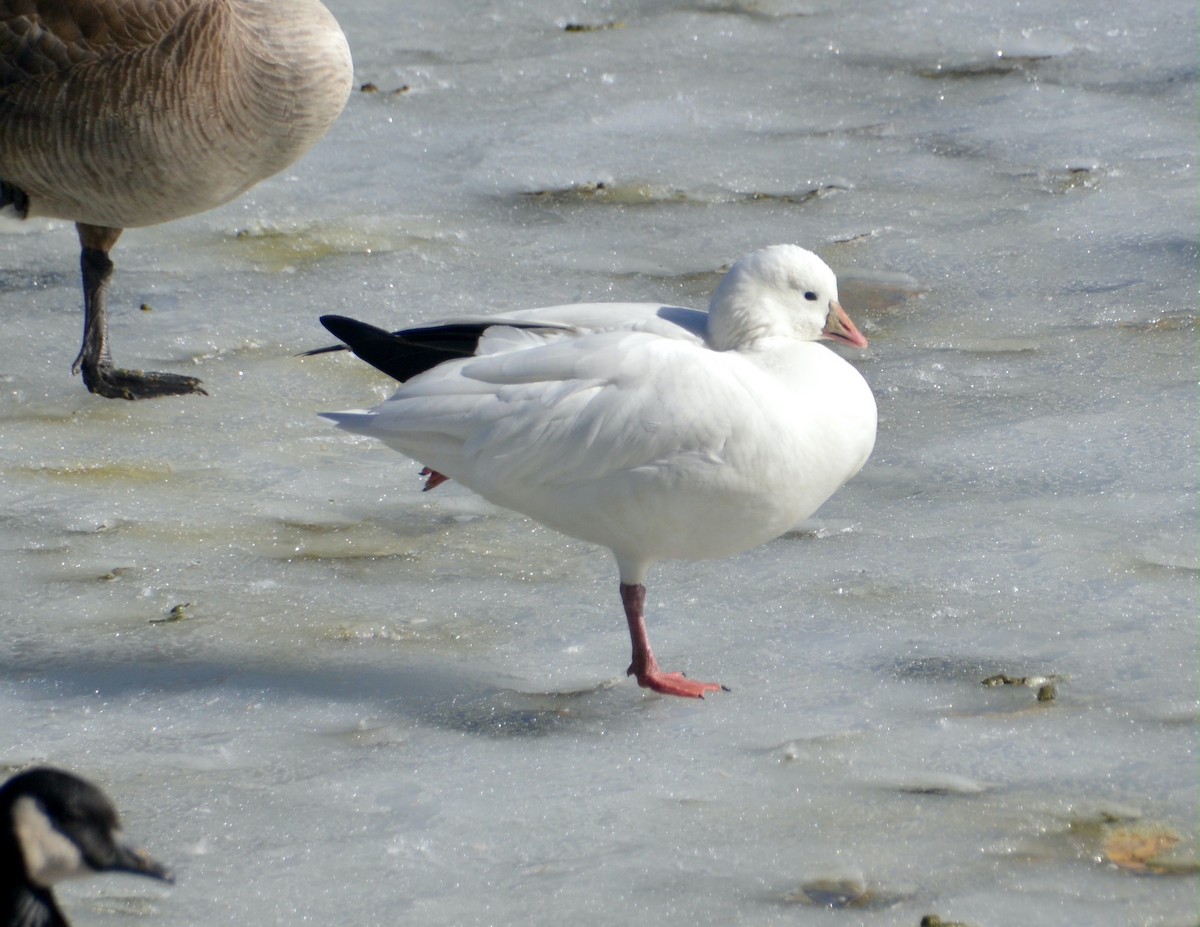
[1,0,1196,925]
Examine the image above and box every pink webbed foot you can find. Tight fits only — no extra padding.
[628,663,726,699]
[420,466,450,491]
[620,581,727,699]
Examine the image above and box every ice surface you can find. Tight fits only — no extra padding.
[1,1,1195,925]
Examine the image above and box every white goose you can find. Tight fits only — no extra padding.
[0,0,353,399]
[315,245,877,698]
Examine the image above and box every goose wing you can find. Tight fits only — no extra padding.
[324,322,761,496]
[0,0,188,85]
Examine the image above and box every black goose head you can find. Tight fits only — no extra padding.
[1,768,172,927]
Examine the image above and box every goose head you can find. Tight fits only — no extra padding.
[1,767,172,899]
[706,244,868,352]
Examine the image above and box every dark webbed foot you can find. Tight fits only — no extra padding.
[79,362,207,400]
[72,223,206,400]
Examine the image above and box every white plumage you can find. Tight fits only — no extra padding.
[318,245,877,697]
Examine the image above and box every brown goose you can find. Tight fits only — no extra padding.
[0,0,353,399]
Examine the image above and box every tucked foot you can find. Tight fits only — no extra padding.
[79,362,207,400]
[420,466,450,491]
[628,665,727,699]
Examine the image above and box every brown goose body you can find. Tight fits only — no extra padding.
[0,0,353,398]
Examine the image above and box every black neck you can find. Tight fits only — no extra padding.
[1,882,67,927]
[1,842,67,927]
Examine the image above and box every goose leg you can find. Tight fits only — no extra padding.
[0,180,28,216]
[620,582,725,698]
[72,222,206,399]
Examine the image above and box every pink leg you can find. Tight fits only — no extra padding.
[420,466,450,491]
[620,582,725,698]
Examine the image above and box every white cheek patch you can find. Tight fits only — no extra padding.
[12,797,93,887]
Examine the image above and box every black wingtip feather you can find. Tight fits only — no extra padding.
[310,314,565,383]
[315,315,416,381]
[310,314,495,383]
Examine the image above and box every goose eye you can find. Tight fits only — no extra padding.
[803,291,818,301]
